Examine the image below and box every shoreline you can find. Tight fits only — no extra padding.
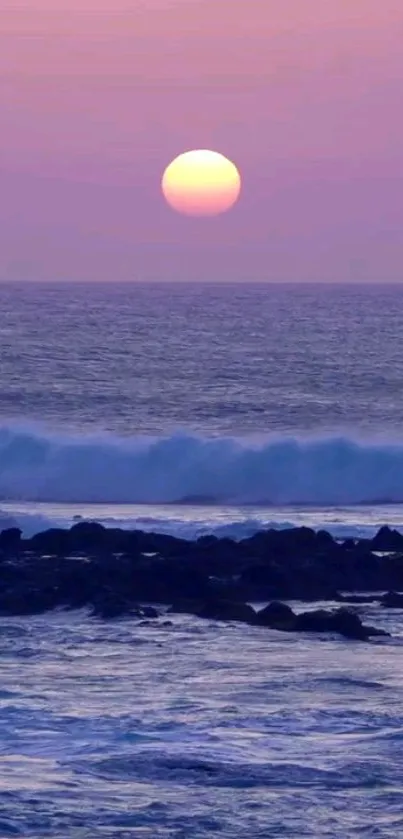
[2,499,403,545]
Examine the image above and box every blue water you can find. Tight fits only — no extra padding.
[1,607,402,838]
[1,282,403,435]
[1,282,403,837]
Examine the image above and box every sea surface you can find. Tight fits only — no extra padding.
[1,282,403,837]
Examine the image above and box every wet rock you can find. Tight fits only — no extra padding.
[331,609,372,640]
[239,526,328,560]
[0,528,22,555]
[361,624,390,637]
[69,521,107,549]
[371,526,403,552]
[90,593,160,621]
[142,605,159,618]
[380,591,403,608]
[168,597,255,623]
[0,522,399,628]
[342,538,357,551]
[195,598,256,624]
[254,601,296,630]
[168,599,204,615]
[0,585,60,616]
[90,595,134,620]
[127,557,212,603]
[27,528,71,557]
[294,607,385,640]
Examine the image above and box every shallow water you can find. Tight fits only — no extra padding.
[2,499,403,542]
[0,605,402,838]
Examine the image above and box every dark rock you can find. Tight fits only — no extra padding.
[0,528,22,554]
[316,529,337,547]
[195,598,256,624]
[254,601,296,630]
[168,599,204,615]
[380,591,403,608]
[142,605,159,618]
[27,528,70,556]
[90,594,134,620]
[0,586,60,616]
[127,557,211,603]
[169,597,256,623]
[342,538,356,551]
[197,535,219,547]
[294,607,380,640]
[238,563,288,600]
[240,526,323,559]
[0,521,398,631]
[371,526,403,552]
[90,593,160,621]
[331,608,371,640]
[294,608,336,634]
[361,624,390,637]
[69,521,107,550]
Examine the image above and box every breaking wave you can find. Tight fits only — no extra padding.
[1,424,403,506]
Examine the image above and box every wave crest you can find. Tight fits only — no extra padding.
[0,425,402,505]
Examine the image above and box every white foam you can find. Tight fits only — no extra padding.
[1,424,403,505]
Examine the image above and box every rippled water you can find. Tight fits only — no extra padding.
[2,282,403,837]
[1,606,402,838]
[1,281,403,434]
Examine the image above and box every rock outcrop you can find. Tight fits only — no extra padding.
[0,523,399,640]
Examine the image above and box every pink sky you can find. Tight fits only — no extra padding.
[1,0,403,281]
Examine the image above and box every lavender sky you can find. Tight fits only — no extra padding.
[1,0,403,282]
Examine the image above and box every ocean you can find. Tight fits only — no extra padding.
[1,282,403,837]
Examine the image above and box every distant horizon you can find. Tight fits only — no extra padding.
[1,278,403,287]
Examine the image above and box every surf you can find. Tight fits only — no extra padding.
[0,424,403,506]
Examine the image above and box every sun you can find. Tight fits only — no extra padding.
[162,149,241,217]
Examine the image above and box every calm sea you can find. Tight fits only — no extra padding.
[1,281,402,435]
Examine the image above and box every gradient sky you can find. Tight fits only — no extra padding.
[1,0,403,281]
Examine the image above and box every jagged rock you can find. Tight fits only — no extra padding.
[0,522,398,632]
[371,526,403,552]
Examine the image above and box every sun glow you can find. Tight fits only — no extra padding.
[162,150,241,217]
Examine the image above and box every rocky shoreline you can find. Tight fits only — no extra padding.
[0,521,402,640]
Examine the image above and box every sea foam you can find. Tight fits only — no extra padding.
[0,425,402,505]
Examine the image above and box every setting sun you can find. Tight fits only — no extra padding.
[161,149,241,217]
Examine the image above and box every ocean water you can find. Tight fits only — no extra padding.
[0,606,402,838]
[1,282,403,536]
[1,282,403,837]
